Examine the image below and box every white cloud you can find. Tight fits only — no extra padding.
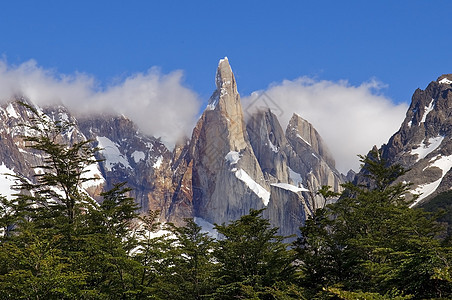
[0,59,201,146]
[0,59,408,173]
[242,77,408,173]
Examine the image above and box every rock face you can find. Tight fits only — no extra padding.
[0,58,346,236]
[266,184,310,238]
[379,74,452,206]
[247,108,290,184]
[246,108,344,232]
[285,113,343,209]
[187,58,268,225]
[78,116,175,217]
[286,114,336,169]
[179,58,344,234]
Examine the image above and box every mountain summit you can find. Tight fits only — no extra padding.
[379,74,452,206]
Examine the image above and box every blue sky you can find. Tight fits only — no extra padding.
[2,1,450,102]
[0,1,451,171]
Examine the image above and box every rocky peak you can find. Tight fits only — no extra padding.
[0,58,348,238]
[215,57,236,93]
[286,113,336,168]
[208,57,239,112]
[186,58,270,225]
[79,115,173,214]
[379,74,452,206]
[194,58,249,160]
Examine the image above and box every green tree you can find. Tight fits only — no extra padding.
[15,101,101,225]
[130,210,172,299]
[213,209,300,299]
[75,183,142,299]
[297,149,452,299]
[0,102,103,298]
[0,102,145,299]
[155,219,216,299]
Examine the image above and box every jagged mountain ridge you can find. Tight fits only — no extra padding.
[0,58,345,236]
[378,74,452,206]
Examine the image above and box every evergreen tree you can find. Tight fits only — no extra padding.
[0,102,102,298]
[297,149,452,299]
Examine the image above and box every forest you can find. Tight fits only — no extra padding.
[0,104,451,299]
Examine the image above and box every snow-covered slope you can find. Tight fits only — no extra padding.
[380,74,452,205]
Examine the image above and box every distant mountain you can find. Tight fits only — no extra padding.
[0,58,345,236]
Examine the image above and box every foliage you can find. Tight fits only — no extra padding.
[0,102,145,298]
[297,149,452,299]
[152,219,217,299]
[421,190,452,238]
[327,287,413,300]
[213,209,300,299]
[15,101,102,224]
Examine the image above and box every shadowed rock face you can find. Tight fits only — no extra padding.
[246,108,290,184]
[265,184,310,239]
[378,74,452,205]
[286,113,336,169]
[0,58,345,236]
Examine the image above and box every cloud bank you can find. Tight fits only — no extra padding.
[242,77,408,173]
[0,59,408,173]
[0,59,201,146]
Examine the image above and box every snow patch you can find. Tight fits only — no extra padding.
[81,162,105,190]
[411,179,442,208]
[439,78,452,84]
[411,154,452,207]
[206,94,219,111]
[268,138,279,153]
[96,136,131,171]
[234,169,270,205]
[59,112,69,122]
[153,156,163,169]
[220,87,228,96]
[410,136,444,162]
[430,154,452,174]
[131,151,146,163]
[420,99,435,124]
[296,134,311,146]
[0,163,17,199]
[225,151,241,165]
[5,103,19,119]
[271,182,308,193]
